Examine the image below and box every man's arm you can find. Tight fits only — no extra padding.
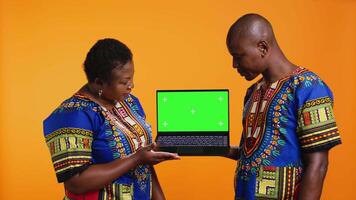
[298,150,329,200]
[224,146,240,160]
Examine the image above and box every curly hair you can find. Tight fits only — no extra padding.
[84,38,133,83]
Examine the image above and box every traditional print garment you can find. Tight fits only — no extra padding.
[44,93,153,200]
[235,67,341,200]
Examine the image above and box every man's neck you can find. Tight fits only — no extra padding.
[262,52,297,83]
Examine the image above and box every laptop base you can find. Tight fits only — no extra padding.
[158,146,229,156]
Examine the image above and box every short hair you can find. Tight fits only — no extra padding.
[227,13,275,46]
[84,38,133,83]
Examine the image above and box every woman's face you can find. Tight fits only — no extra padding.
[102,60,135,102]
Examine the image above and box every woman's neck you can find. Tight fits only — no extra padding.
[79,84,116,110]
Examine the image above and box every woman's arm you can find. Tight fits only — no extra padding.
[64,143,179,194]
[298,150,329,200]
[151,166,166,200]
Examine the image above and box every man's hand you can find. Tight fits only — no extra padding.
[224,146,240,160]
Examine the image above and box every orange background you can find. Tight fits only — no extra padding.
[0,0,355,199]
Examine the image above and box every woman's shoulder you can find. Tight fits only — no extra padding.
[52,93,100,114]
[43,93,103,134]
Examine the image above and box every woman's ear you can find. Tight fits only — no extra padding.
[94,78,105,88]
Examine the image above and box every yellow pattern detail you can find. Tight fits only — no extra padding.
[299,127,338,139]
[258,179,276,195]
[53,155,92,165]
[120,184,133,200]
[318,108,327,122]
[59,137,66,150]
[56,164,87,173]
[302,135,341,148]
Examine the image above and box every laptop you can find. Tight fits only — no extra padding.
[155,89,230,156]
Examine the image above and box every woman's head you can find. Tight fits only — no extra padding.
[84,38,135,102]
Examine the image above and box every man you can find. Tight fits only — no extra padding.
[225,13,341,200]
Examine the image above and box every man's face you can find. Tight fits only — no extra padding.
[227,36,265,81]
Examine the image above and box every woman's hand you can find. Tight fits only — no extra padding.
[64,142,179,194]
[133,143,180,165]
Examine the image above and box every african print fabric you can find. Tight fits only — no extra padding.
[44,93,152,200]
[235,67,341,200]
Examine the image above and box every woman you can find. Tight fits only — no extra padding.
[43,38,179,200]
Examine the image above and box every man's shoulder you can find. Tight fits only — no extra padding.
[295,67,327,79]
[290,67,326,88]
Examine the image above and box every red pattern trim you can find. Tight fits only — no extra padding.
[303,112,311,126]
[66,190,99,200]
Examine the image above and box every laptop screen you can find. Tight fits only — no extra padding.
[156,90,229,133]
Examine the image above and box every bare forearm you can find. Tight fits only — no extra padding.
[225,146,240,160]
[65,154,140,194]
[152,167,165,200]
[299,165,327,199]
[299,151,329,200]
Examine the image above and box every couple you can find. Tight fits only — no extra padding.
[43,14,341,200]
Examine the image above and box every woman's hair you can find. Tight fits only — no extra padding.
[84,38,132,83]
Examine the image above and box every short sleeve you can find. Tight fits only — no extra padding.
[296,75,341,153]
[43,109,97,182]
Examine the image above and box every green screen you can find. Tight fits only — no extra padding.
[157,90,229,132]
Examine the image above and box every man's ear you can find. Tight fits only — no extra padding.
[257,40,268,58]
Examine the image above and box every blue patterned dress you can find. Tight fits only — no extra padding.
[235,67,341,200]
[44,93,153,200]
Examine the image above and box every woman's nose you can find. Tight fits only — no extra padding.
[128,82,134,89]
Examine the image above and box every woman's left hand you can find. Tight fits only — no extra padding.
[133,143,180,165]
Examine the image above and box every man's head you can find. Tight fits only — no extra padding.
[226,13,277,81]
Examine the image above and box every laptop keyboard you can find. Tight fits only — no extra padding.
[156,135,228,147]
